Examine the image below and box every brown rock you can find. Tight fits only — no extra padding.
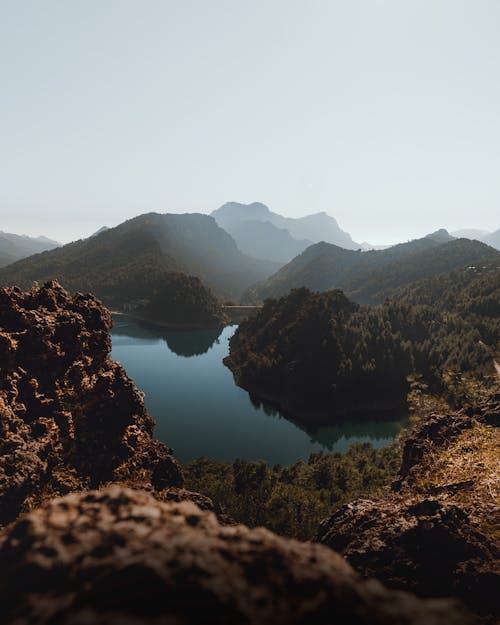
[0,281,182,524]
[0,486,472,625]
[317,402,500,619]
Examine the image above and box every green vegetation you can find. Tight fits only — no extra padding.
[226,282,499,423]
[135,273,227,327]
[0,212,280,301]
[185,442,400,540]
[245,237,500,305]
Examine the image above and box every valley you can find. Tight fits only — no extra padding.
[110,317,406,464]
[0,210,498,625]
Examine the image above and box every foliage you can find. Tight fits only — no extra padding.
[184,442,401,540]
[0,212,279,302]
[245,237,500,305]
[226,285,497,422]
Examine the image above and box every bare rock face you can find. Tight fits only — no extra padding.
[317,399,500,619]
[0,281,182,524]
[0,486,471,625]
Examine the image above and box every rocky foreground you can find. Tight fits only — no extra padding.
[317,398,500,619]
[0,281,496,624]
[0,281,182,525]
[0,485,472,625]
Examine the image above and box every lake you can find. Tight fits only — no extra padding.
[111,316,406,465]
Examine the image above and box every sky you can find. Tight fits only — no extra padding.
[0,0,499,245]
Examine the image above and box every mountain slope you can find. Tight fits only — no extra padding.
[482,228,500,250]
[0,231,60,267]
[211,202,359,258]
[245,237,500,305]
[213,218,312,263]
[0,213,281,302]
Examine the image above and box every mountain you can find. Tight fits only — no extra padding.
[450,227,500,251]
[245,237,500,305]
[90,226,109,237]
[482,228,500,250]
[0,231,60,267]
[211,202,360,261]
[451,228,490,240]
[425,228,455,243]
[211,218,312,263]
[0,213,281,304]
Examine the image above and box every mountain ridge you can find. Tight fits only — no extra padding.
[0,213,281,306]
[244,236,500,305]
[211,201,360,262]
[0,230,60,267]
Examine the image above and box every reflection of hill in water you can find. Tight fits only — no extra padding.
[111,316,223,357]
[249,395,406,450]
[163,329,222,357]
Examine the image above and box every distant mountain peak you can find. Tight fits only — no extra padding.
[90,226,109,238]
[211,202,359,263]
[425,228,454,243]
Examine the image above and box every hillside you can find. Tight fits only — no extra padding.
[214,217,312,263]
[450,227,500,250]
[225,287,498,424]
[245,237,500,304]
[483,228,500,250]
[0,231,60,267]
[395,265,500,316]
[0,213,281,305]
[211,201,359,261]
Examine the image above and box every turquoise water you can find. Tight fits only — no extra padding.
[111,317,406,465]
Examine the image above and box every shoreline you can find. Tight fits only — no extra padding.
[109,310,228,331]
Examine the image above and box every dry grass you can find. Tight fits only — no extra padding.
[412,422,499,539]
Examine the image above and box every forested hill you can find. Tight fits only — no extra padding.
[396,265,500,314]
[225,286,499,424]
[0,213,281,301]
[0,231,60,267]
[394,265,500,344]
[244,236,500,304]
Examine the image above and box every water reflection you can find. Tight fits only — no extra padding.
[249,395,406,452]
[111,318,407,464]
[112,316,223,357]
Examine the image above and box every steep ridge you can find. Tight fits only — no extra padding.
[0,231,60,267]
[245,237,500,304]
[317,397,500,619]
[0,281,182,525]
[0,213,280,301]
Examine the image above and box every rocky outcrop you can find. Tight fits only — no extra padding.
[317,398,500,619]
[0,485,472,625]
[0,281,182,525]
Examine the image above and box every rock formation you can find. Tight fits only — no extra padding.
[317,397,500,619]
[0,281,182,525]
[0,280,489,624]
[0,485,471,625]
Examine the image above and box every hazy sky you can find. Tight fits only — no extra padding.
[1,0,499,244]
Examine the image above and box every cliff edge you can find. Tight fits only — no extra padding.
[0,281,183,525]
